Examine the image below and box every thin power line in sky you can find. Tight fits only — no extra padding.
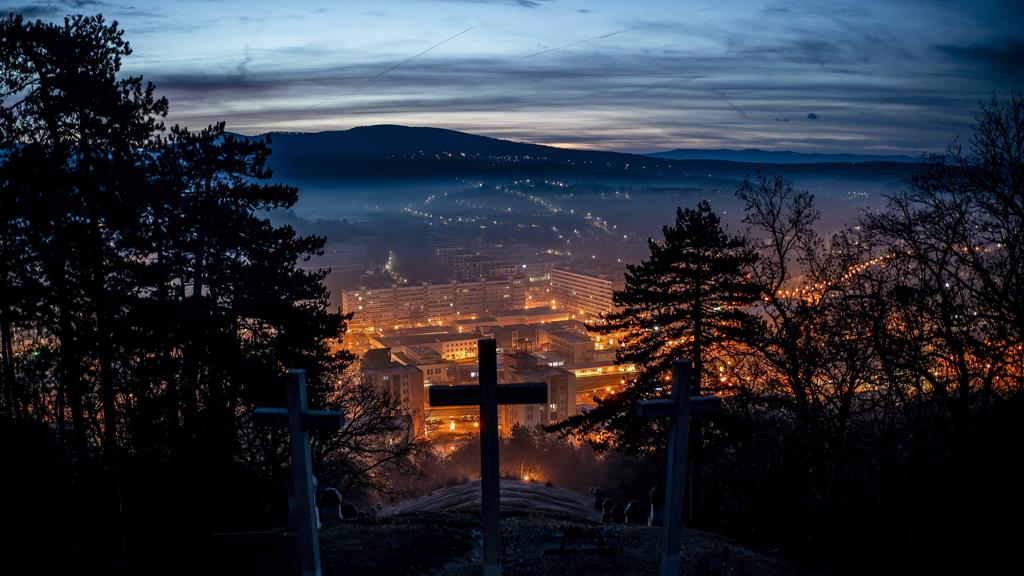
[352,25,477,94]
[520,25,648,60]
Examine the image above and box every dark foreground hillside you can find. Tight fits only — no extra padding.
[206,512,801,576]
[199,480,802,576]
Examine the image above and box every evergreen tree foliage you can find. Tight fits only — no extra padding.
[0,14,415,571]
[549,200,761,452]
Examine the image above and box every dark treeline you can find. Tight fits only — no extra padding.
[3,11,1022,576]
[552,94,1024,572]
[0,15,425,573]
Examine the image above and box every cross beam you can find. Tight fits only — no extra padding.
[254,369,345,576]
[636,395,721,418]
[637,359,723,576]
[428,339,548,576]
[428,382,548,407]
[253,408,345,429]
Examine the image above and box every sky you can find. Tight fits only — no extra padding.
[5,0,1023,153]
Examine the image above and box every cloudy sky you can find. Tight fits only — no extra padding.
[6,0,1023,153]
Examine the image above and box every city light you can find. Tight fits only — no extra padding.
[8,8,1020,575]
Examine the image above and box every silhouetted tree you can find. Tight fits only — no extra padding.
[737,174,883,458]
[1,14,167,569]
[549,200,760,524]
[853,93,1024,569]
[552,201,760,447]
[862,94,1024,445]
[312,373,430,500]
[0,13,409,571]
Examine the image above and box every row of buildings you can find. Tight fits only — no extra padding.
[340,278,528,332]
[341,266,625,333]
[359,344,579,437]
[343,264,632,439]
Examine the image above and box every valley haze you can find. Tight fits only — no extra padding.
[256,125,917,296]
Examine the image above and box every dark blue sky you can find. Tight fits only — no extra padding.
[7,0,1023,153]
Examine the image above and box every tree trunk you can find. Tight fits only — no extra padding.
[688,302,704,527]
[0,308,15,420]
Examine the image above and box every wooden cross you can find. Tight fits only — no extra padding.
[428,339,548,576]
[254,369,345,576]
[637,359,722,576]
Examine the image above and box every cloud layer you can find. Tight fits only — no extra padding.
[9,0,1023,153]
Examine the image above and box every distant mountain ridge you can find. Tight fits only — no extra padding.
[230,125,919,182]
[248,125,561,158]
[646,148,919,164]
[237,125,917,164]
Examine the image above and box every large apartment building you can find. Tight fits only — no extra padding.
[549,267,625,319]
[341,278,526,331]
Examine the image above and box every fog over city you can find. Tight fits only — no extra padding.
[260,126,914,296]
[3,2,1021,576]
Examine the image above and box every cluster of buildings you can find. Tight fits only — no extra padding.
[358,342,578,438]
[355,319,636,439]
[339,257,635,441]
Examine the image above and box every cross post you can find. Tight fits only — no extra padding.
[637,359,722,576]
[254,369,345,576]
[428,339,548,576]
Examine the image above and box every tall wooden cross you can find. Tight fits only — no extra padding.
[637,359,722,576]
[254,369,345,576]
[428,339,548,576]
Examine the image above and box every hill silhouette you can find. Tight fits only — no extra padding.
[233,125,919,182]
[258,125,567,158]
[646,148,918,164]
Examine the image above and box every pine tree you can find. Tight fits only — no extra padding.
[550,200,761,450]
[2,15,168,569]
[0,14,376,568]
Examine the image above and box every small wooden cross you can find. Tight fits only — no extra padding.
[428,339,548,576]
[254,369,345,576]
[637,359,722,576]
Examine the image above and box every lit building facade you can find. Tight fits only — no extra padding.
[545,329,596,364]
[501,353,576,431]
[566,360,638,408]
[549,268,624,319]
[341,278,526,331]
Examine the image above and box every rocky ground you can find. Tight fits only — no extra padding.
[319,512,802,576]
[203,480,809,576]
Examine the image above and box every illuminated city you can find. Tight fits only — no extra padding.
[2,2,1021,575]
